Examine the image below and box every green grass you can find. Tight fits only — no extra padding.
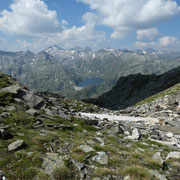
[0,151,42,180]
[61,98,100,112]
[0,74,13,89]
[119,166,152,180]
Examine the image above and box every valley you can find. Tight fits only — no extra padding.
[1,47,180,100]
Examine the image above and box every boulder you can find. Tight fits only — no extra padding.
[16,90,44,109]
[79,145,95,153]
[166,152,180,160]
[0,84,20,94]
[8,140,24,151]
[0,112,10,118]
[149,170,167,180]
[92,137,105,146]
[132,128,141,140]
[109,125,124,134]
[126,128,141,140]
[26,109,38,116]
[85,119,99,126]
[53,124,73,130]
[152,152,163,165]
[42,153,64,175]
[92,152,108,165]
[0,129,13,140]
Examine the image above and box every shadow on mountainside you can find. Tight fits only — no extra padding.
[83,66,180,110]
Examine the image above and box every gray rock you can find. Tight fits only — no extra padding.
[124,131,130,136]
[109,125,124,134]
[149,170,167,180]
[74,162,85,171]
[45,108,53,116]
[5,106,16,111]
[17,90,44,109]
[0,112,10,118]
[54,124,73,130]
[93,137,105,146]
[42,153,64,175]
[59,111,71,121]
[149,139,178,146]
[85,119,99,126]
[126,128,141,140]
[132,128,141,140]
[0,129,13,140]
[26,109,38,116]
[8,140,24,151]
[92,152,108,165]
[166,132,173,138]
[79,145,95,153]
[166,152,180,160]
[93,178,101,180]
[152,152,163,165]
[0,84,20,94]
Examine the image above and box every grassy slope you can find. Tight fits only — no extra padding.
[0,74,179,180]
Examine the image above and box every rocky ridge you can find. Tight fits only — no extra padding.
[0,74,180,179]
[86,66,180,110]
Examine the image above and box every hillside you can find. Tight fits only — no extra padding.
[0,73,180,180]
[85,66,180,110]
[1,47,180,99]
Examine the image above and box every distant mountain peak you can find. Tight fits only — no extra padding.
[47,45,64,50]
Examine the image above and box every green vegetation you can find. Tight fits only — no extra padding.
[120,166,152,180]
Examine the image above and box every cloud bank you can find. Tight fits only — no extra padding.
[0,0,180,51]
[78,0,180,39]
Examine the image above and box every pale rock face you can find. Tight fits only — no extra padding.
[152,152,164,165]
[8,140,24,151]
[79,145,95,153]
[42,153,64,175]
[166,132,173,138]
[92,152,108,165]
[166,152,180,160]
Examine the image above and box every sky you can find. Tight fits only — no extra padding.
[0,0,180,52]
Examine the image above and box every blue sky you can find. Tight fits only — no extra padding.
[0,0,180,52]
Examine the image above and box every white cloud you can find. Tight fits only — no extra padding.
[134,36,180,50]
[78,0,180,39]
[159,36,179,47]
[0,0,60,35]
[134,41,156,49]
[0,1,107,52]
[62,20,68,26]
[137,28,159,42]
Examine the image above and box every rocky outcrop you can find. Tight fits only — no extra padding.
[86,66,180,110]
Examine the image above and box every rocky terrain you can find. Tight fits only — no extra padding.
[86,66,180,110]
[1,47,180,99]
[0,73,180,180]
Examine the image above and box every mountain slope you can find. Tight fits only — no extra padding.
[85,66,180,110]
[0,73,180,179]
[1,47,180,99]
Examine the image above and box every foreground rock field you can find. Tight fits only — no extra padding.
[0,74,180,180]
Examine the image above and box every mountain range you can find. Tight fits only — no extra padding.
[1,46,180,99]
